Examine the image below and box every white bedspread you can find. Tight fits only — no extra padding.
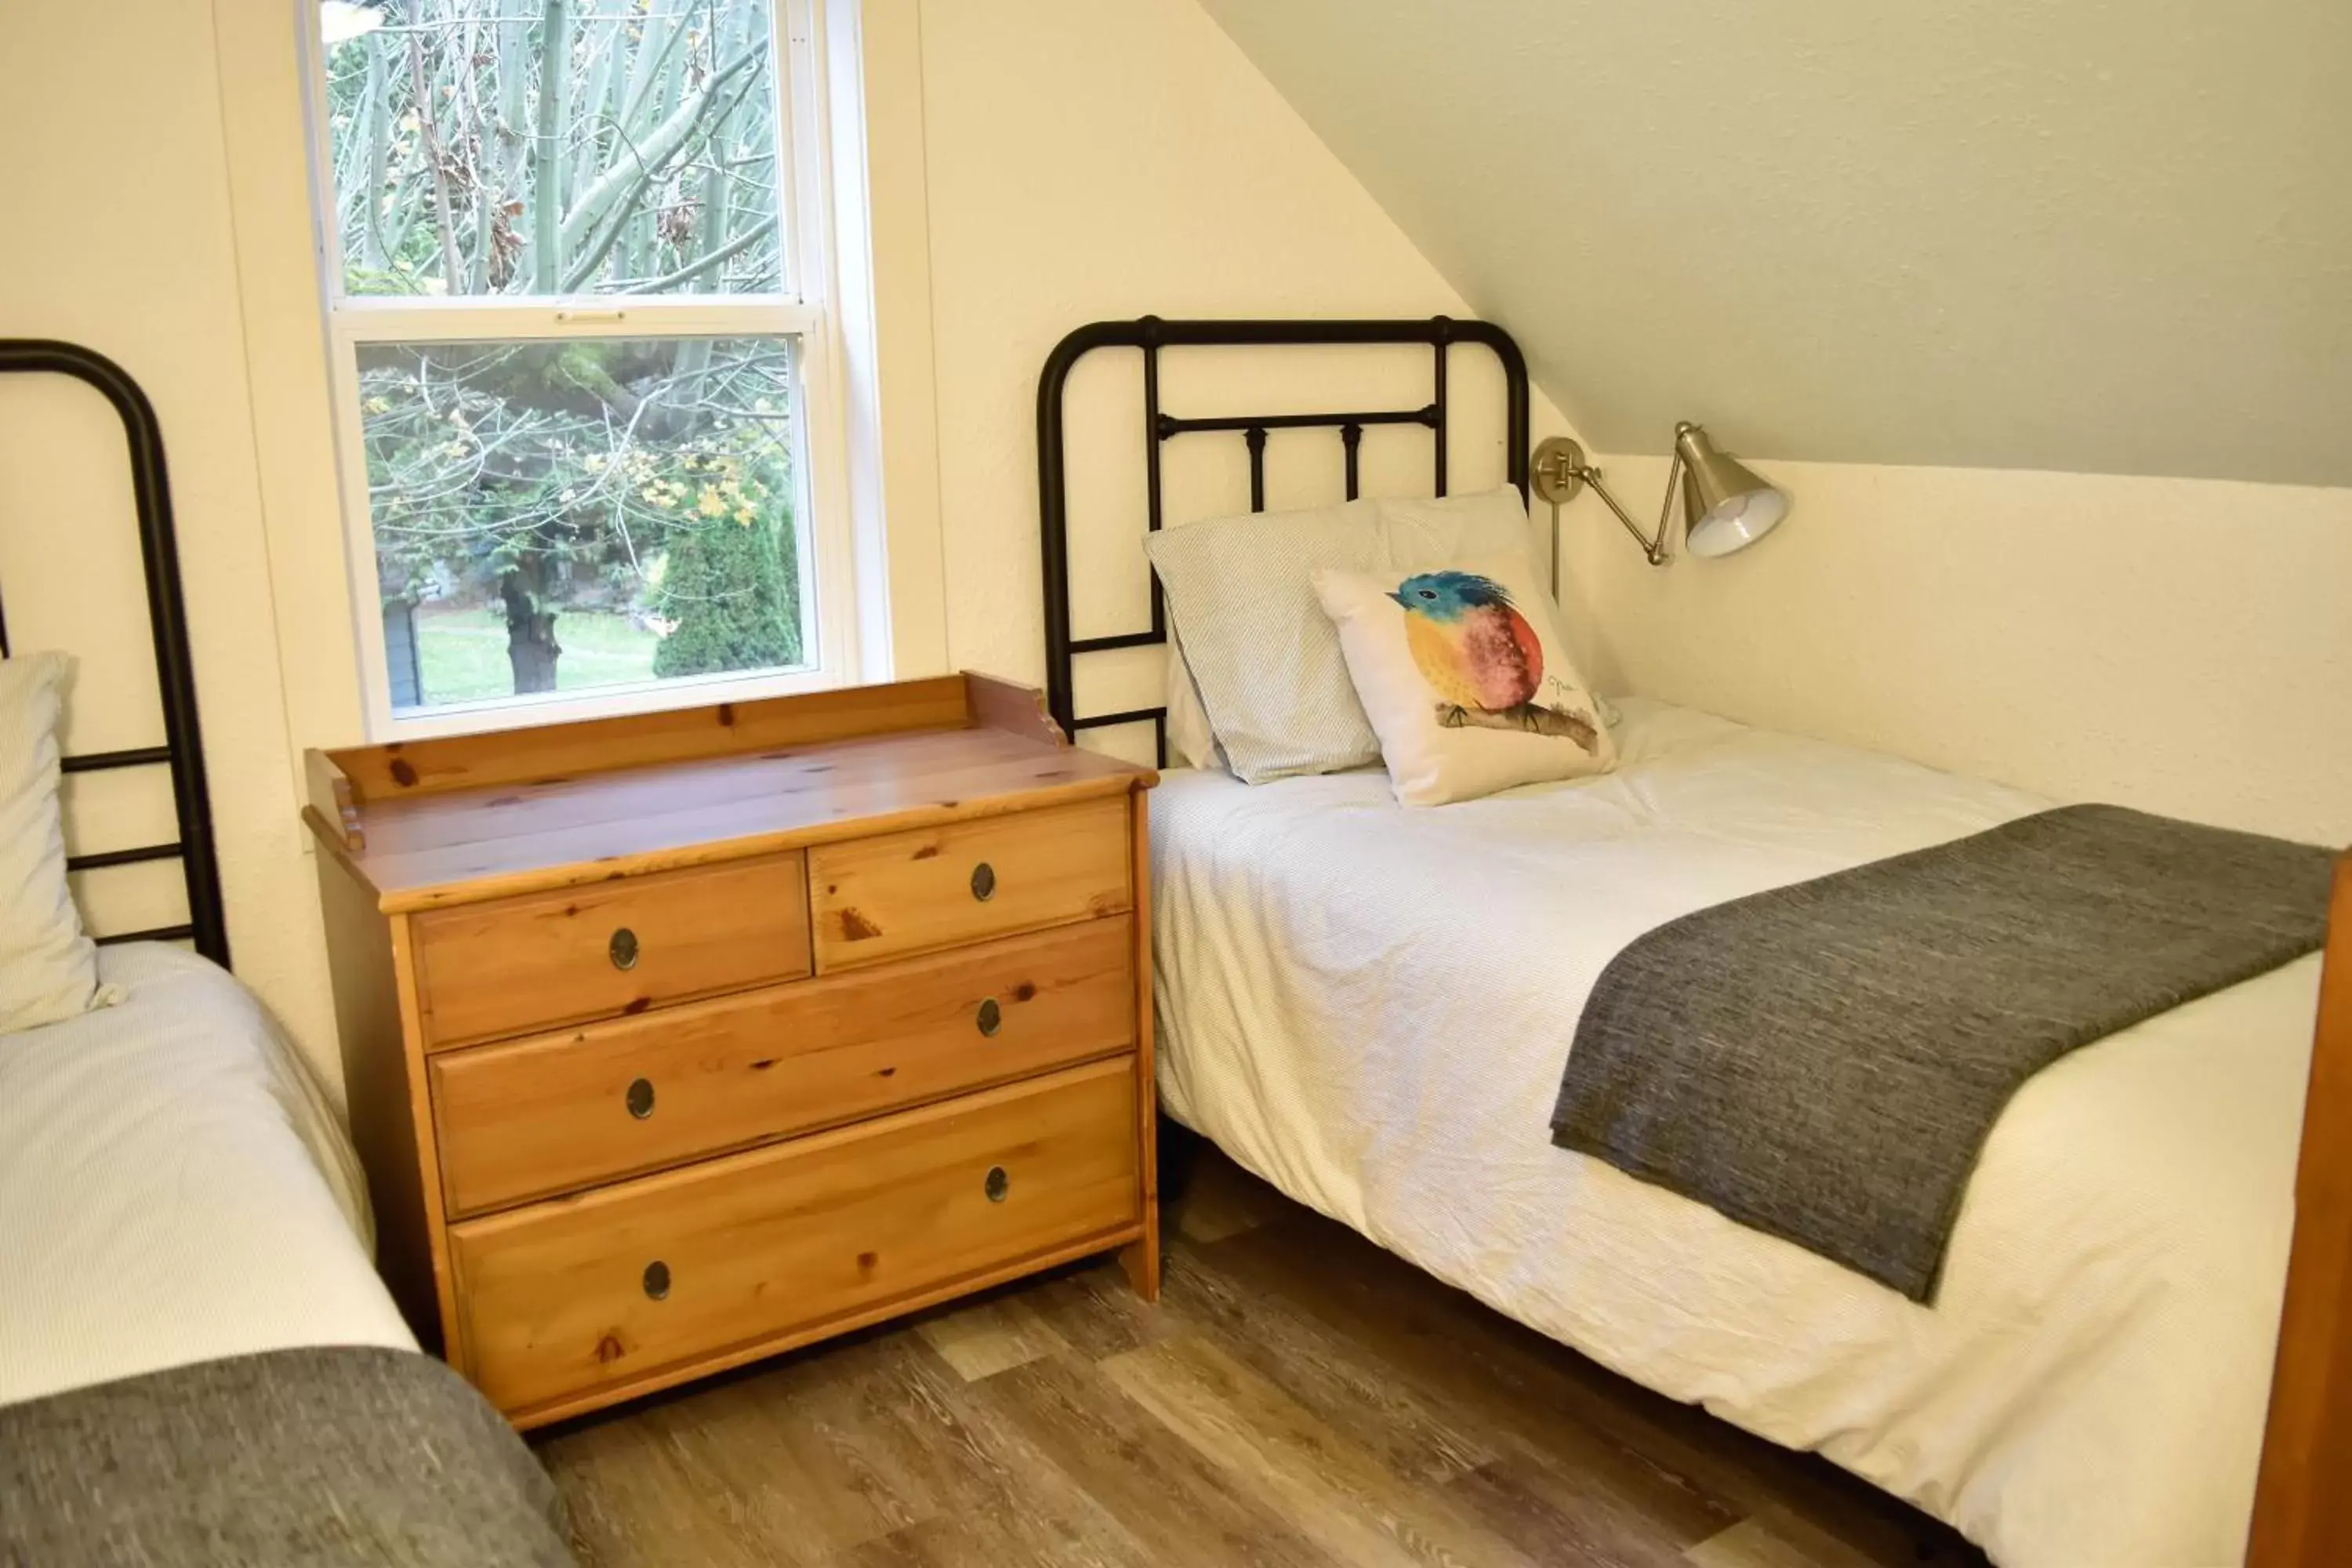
[0,944,415,1406]
[1151,698,2318,1568]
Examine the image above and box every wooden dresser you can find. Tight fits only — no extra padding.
[305,673,1159,1428]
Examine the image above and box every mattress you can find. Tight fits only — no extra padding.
[1150,697,2318,1568]
[0,944,416,1407]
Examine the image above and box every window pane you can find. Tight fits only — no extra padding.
[357,336,808,713]
[321,2,786,298]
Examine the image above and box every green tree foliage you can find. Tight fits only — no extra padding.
[652,503,800,678]
[324,2,803,700]
[325,0,783,299]
[355,336,799,693]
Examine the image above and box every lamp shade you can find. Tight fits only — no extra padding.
[1675,424,1788,558]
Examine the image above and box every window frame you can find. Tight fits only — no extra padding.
[301,0,863,741]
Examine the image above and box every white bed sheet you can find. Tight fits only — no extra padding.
[1151,698,2318,1568]
[0,943,415,1407]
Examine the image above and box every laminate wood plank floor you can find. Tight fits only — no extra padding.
[535,1148,1991,1568]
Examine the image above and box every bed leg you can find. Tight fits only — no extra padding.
[1156,1118,1203,1204]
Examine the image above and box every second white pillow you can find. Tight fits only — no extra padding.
[0,652,117,1032]
[1163,640,1225,772]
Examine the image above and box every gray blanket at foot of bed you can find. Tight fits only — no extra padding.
[0,1345,575,1567]
[1550,803,2334,1302]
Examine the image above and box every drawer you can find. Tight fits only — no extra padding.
[808,795,1131,972]
[411,854,811,1050]
[430,916,1138,1216]
[449,1057,1141,1418]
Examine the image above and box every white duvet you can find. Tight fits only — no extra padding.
[0,944,415,1407]
[1151,698,2319,1568]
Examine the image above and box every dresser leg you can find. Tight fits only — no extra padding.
[1122,790,1163,1306]
[1118,1221,1162,1302]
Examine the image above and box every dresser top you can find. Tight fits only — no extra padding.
[304,673,1153,912]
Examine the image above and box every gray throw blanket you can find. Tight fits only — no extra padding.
[1551,804,2334,1301]
[0,1346,575,1567]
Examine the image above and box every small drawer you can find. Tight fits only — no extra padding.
[429,915,1138,1216]
[410,853,811,1050]
[808,796,1131,973]
[448,1057,1141,1419]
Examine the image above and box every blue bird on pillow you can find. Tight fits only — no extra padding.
[1388,570,1598,749]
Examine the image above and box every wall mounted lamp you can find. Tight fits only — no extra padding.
[1532,423,1788,568]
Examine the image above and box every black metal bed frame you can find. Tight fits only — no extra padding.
[0,339,230,967]
[1036,317,1530,762]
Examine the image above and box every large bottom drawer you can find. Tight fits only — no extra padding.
[448,1057,1140,1420]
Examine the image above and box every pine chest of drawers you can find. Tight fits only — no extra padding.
[306,673,1159,1428]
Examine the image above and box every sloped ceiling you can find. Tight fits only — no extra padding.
[1199,0,2352,485]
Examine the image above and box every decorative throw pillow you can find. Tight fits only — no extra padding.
[0,652,116,1032]
[1312,554,1617,805]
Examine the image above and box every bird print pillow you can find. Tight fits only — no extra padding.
[1312,554,1616,805]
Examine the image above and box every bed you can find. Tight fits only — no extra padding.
[1034,318,2338,1568]
[1152,699,2316,1567]
[0,339,572,1565]
[0,942,411,1405]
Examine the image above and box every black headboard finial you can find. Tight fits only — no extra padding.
[0,338,230,967]
[1035,316,1531,761]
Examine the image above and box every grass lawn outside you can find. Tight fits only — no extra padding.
[415,603,661,705]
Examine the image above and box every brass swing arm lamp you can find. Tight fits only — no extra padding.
[1531,423,1788,568]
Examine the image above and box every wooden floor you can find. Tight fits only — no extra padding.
[534,1149,1989,1568]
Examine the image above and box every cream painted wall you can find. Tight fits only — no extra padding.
[1185,0,2352,846]
[914,0,1573,726]
[1560,457,2352,844]
[0,5,340,1083]
[1201,0,2352,488]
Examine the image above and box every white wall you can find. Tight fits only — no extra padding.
[913,0,1572,721]
[1561,456,2352,845]
[1191,0,2352,849]
[1202,0,2352,488]
[0,3,340,1079]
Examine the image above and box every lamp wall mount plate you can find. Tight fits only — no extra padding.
[1531,435,1589,507]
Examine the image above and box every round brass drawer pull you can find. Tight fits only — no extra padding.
[643,1260,670,1301]
[608,927,640,971]
[970,862,996,902]
[985,1165,1010,1203]
[626,1077,655,1119]
[975,998,1002,1037]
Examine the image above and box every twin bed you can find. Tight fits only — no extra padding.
[1039,319,2339,1568]
[1152,701,2318,1567]
[0,942,405,1407]
[0,341,570,1565]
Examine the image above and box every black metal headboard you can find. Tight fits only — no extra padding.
[0,339,230,967]
[1036,317,1530,761]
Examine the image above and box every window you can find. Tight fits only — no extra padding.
[307,0,855,734]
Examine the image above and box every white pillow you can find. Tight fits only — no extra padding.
[0,653,115,1032]
[1313,554,1617,806]
[1142,486,1541,785]
[1163,641,1225,772]
[1376,485,1546,575]
[1142,497,1385,783]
